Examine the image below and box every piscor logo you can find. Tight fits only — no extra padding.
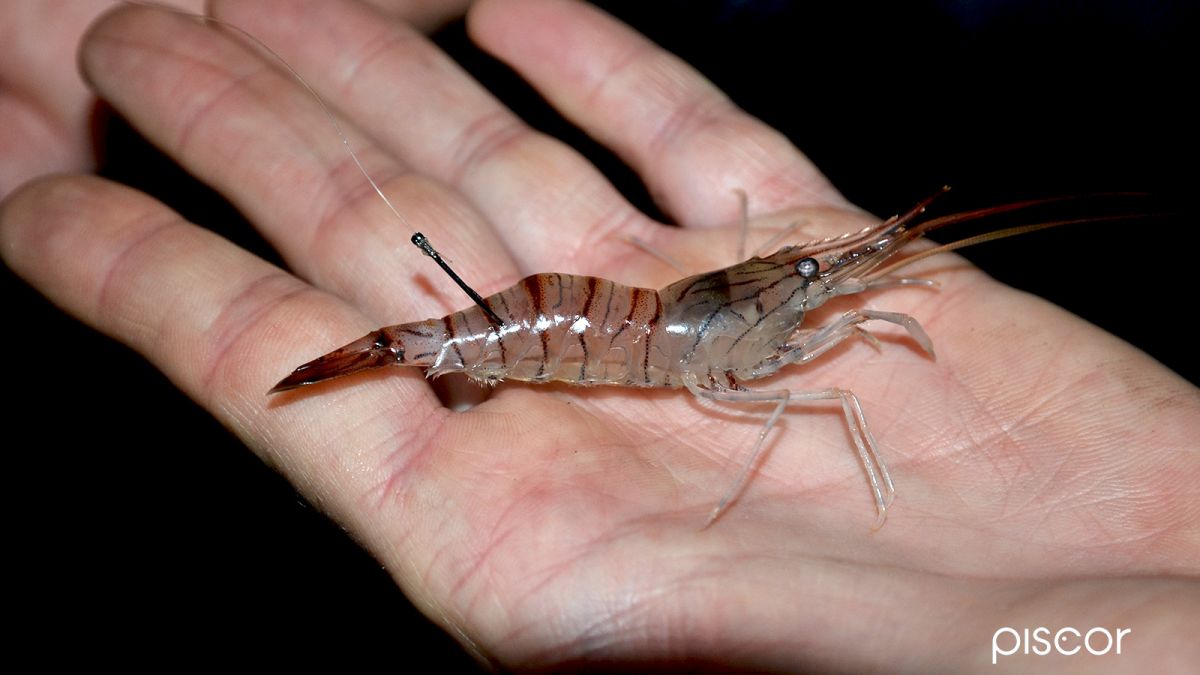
[992,626,1131,664]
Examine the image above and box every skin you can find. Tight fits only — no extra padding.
[2,0,1197,671]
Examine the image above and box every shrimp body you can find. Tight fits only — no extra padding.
[270,194,937,394]
[269,263,813,393]
[270,189,1024,526]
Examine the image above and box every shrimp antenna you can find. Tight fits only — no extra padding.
[411,233,504,326]
[123,3,509,324]
[870,209,1164,280]
[119,1,412,230]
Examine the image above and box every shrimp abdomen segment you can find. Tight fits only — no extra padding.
[444,273,678,386]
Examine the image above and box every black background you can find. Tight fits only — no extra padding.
[6,0,1194,669]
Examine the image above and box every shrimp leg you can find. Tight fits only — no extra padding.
[682,373,895,529]
[781,309,936,366]
[687,308,935,527]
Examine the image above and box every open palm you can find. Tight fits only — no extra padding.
[2,0,1196,670]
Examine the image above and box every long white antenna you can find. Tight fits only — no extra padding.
[120,1,410,229]
[119,2,513,322]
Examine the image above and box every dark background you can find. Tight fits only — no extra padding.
[7,0,1194,668]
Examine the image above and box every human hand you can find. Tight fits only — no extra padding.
[3,0,1196,670]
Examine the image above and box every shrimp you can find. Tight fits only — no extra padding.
[269,188,1095,527]
[114,2,1126,527]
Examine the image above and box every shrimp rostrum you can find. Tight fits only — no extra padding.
[270,189,1066,527]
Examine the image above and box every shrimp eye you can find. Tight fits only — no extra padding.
[795,257,819,279]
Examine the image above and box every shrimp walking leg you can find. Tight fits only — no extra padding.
[782,309,935,367]
[683,374,895,528]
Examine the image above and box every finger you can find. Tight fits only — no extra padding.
[210,0,661,277]
[468,0,846,226]
[0,174,442,545]
[0,0,129,194]
[81,4,517,323]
